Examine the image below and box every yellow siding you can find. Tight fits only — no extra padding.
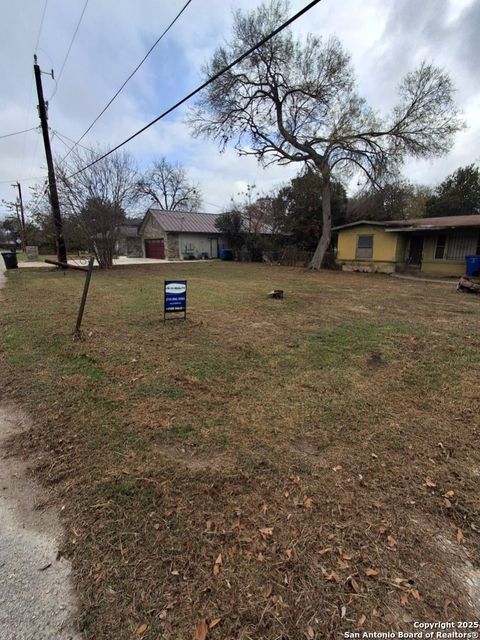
[420,234,472,276]
[337,225,400,272]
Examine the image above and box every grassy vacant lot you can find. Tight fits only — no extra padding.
[1,262,480,639]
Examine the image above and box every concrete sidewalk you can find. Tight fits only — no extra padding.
[0,263,81,639]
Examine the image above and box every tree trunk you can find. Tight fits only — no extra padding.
[309,176,332,270]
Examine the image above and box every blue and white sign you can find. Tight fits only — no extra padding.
[164,280,187,319]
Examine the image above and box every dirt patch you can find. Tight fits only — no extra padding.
[367,352,385,368]
[154,443,234,471]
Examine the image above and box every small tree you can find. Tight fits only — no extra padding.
[426,164,480,217]
[56,148,138,267]
[189,0,463,268]
[274,168,347,250]
[215,210,245,251]
[137,157,201,211]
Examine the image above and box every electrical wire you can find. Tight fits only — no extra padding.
[0,126,39,140]
[34,0,49,53]
[50,0,89,99]
[67,0,322,179]
[59,0,193,164]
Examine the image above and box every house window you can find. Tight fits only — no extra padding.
[356,235,373,259]
[435,234,446,260]
[445,235,477,261]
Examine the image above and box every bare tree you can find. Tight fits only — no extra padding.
[137,157,201,211]
[189,0,463,268]
[56,149,138,267]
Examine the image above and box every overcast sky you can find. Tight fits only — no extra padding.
[0,0,479,218]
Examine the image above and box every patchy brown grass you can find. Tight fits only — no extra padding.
[1,262,480,639]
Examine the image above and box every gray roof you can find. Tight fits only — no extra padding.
[149,209,222,234]
[333,215,480,232]
[145,208,275,235]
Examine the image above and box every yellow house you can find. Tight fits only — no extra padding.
[334,215,480,277]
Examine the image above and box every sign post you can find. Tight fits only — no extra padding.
[164,280,187,321]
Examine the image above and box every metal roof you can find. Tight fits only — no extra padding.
[143,209,275,235]
[149,209,222,234]
[333,215,480,232]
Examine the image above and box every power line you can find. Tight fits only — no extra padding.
[60,0,193,164]
[0,126,39,140]
[35,0,49,52]
[51,0,89,98]
[67,0,322,179]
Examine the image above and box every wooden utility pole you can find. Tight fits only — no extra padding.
[12,182,26,250]
[33,55,67,264]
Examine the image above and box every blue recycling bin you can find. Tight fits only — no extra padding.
[219,249,233,261]
[465,255,480,277]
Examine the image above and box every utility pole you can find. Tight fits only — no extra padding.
[33,54,67,264]
[11,182,26,250]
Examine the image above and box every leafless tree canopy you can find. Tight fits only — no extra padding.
[189,0,463,268]
[56,149,138,267]
[137,157,202,211]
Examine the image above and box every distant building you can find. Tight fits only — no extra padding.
[334,215,480,276]
[139,209,230,260]
[116,218,143,257]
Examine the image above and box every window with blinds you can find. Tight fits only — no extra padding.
[445,234,478,261]
[356,235,373,259]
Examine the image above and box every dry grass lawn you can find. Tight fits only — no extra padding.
[1,262,480,639]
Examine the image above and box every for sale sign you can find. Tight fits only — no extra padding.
[164,280,187,320]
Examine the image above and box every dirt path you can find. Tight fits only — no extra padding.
[0,266,80,640]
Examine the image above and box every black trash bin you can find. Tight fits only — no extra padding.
[1,252,18,269]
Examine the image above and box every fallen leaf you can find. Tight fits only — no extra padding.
[136,623,148,636]
[206,520,213,531]
[341,605,346,618]
[349,577,360,593]
[424,478,436,488]
[358,614,366,626]
[444,498,452,508]
[171,570,179,576]
[263,585,273,598]
[283,489,290,498]
[456,528,464,544]
[304,497,313,509]
[378,525,387,534]
[319,547,332,555]
[213,554,222,577]
[387,535,397,549]
[444,490,454,498]
[326,571,340,583]
[209,618,221,629]
[365,568,379,577]
[342,554,353,561]
[259,527,273,538]
[305,626,315,639]
[400,593,409,607]
[410,589,421,601]
[333,465,342,472]
[193,618,209,640]
[285,548,293,560]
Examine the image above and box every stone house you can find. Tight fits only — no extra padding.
[139,209,230,260]
[115,218,143,257]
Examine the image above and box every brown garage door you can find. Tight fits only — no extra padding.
[145,239,165,259]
